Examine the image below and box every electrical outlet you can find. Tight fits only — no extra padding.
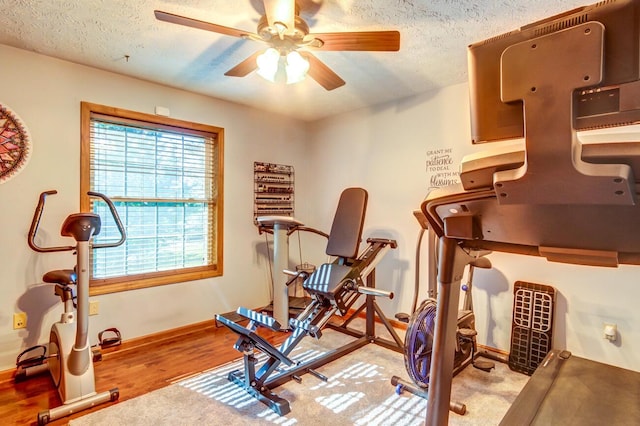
[13,312,27,329]
[89,300,99,316]
[604,323,617,341]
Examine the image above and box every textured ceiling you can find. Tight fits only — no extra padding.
[1,0,589,121]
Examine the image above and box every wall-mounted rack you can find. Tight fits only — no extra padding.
[254,162,294,224]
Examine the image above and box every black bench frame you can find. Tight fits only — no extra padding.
[216,188,402,415]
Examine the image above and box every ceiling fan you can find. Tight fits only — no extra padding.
[154,0,400,90]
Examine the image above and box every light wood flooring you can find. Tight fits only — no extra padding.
[0,318,289,426]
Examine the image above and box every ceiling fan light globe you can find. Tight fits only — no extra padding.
[256,47,280,82]
[285,50,309,84]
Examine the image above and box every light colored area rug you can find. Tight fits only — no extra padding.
[71,327,528,425]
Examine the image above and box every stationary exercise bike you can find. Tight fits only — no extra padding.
[19,190,126,425]
[391,211,494,415]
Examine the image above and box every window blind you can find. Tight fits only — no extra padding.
[89,115,217,280]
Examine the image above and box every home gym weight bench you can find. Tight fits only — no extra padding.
[419,19,640,426]
[216,187,403,415]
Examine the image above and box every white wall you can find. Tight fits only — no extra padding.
[308,83,640,371]
[0,44,313,370]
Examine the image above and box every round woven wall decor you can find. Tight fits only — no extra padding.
[0,103,31,183]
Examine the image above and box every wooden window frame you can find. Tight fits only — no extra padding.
[80,102,224,295]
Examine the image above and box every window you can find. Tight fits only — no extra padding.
[80,102,223,295]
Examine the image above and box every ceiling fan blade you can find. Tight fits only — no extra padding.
[224,51,262,77]
[263,0,295,34]
[308,31,400,51]
[301,52,345,91]
[154,10,255,39]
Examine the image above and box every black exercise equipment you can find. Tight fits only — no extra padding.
[216,187,402,415]
[501,349,640,425]
[420,5,640,423]
[508,281,556,376]
[391,215,494,415]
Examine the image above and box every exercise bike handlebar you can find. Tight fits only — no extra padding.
[28,190,74,253]
[28,190,126,252]
[87,191,126,249]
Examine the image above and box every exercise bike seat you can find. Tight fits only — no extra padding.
[43,269,77,286]
[61,213,101,241]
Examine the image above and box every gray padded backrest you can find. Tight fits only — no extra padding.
[326,187,368,259]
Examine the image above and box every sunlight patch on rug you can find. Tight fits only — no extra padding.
[355,393,424,426]
[316,390,365,413]
[70,328,529,426]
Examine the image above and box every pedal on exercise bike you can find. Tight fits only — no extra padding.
[15,346,48,380]
[99,328,122,349]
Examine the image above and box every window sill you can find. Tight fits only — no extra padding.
[89,265,222,295]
